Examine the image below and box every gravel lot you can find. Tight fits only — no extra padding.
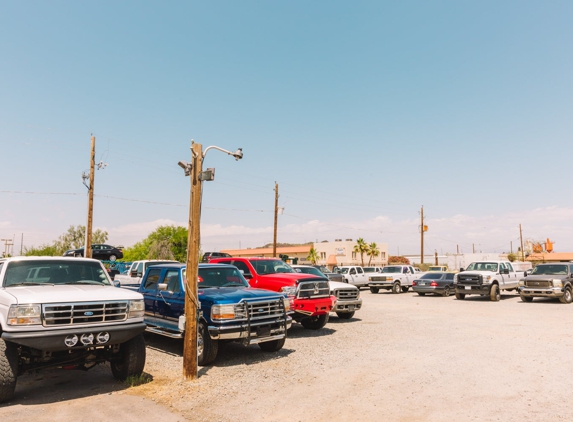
[2,288,573,421]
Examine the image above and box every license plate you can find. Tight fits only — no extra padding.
[419,282,425,285]
[348,305,354,311]
[257,326,271,337]
[465,285,472,290]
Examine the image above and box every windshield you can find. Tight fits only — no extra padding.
[531,265,568,275]
[465,262,499,272]
[314,265,330,273]
[198,267,249,288]
[294,266,324,277]
[3,260,111,287]
[252,259,295,275]
[381,266,403,273]
[363,268,377,273]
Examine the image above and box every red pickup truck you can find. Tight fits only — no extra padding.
[210,257,336,329]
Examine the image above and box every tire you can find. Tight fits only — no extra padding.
[109,255,117,261]
[559,287,573,304]
[401,286,409,293]
[110,333,146,381]
[301,313,329,330]
[392,282,401,294]
[258,338,285,352]
[520,295,533,303]
[455,292,465,300]
[336,311,355,319]
[490,284,500,302]
[417,292,426,296]
[198,322,218,366]
[0,339,18,403]
[369,287,379,294]
[442,286,451,297]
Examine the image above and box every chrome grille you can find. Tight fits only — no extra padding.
[235,298,285,321]
[333,288,359,300]
[297,280,330,299]
[369,276,388,282]
[525,280,552,288]
[43,301,128,326]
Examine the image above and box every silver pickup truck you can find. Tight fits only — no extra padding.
[454,261,520,301]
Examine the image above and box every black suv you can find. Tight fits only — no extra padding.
[201,252,231,262]
[63,244,124,261]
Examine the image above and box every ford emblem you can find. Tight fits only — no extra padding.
[258,308,264,313]
[84,311,94,316]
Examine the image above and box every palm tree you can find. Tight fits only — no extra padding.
[353,238,368,267]
[307,247,320,265]
[366,242,380,266]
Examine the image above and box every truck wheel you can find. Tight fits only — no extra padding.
[392,282,401,294]
[401,286,409,293]
[442,286,451,297]
[369,287,379,294]
[198,322,218,366]
[336,311,355,319]
[301,314,329,330]
[417,292,426,296]
[109,255,117,261]
[0,339,18,403]
[490,284,500,302]
[455,292,465,300]
[258,338,285,352]
[520,295,533,302]
[110,333,146,381]
[559,287,573,304]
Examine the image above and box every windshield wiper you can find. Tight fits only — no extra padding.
[8,282,55,286]
[65,281,106,285]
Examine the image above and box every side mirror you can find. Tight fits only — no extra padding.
[130,271,138,277]
[244,273,253,279]
[459,268,465,272]
[524,271,528,277]
[158,283,167,291]
[502,268,509,274]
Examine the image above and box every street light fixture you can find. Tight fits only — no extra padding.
[178,140,243,381]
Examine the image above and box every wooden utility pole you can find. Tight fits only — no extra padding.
[434,251,438,265]
[420,206,424,264]
[85,135,95,258]
[519,224,525,261]
[183,141,202,380]
[273,182,278,257]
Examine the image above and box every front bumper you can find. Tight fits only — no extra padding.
[455,284,490,295]
[518,286,564,298]
[369,282,394,289]
[293,295,336,317]
[2,322,147,352]
[209,316,292,344]
[332,299,362,313]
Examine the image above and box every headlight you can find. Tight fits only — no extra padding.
[282,297,291,312]
[8,304,42,325]
[518,279,525,287]
[485,276,492,282]
[212,304,236,320]
[356,290,361,299]
[128,300,145,318]
[281,286,297,297]
[553,279,563,288]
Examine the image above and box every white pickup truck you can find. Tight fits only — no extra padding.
[368,265,418,294]
[454,261,520,301]
[113,260,179,288]
[338,266,370,288]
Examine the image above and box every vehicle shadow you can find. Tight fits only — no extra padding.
[286,324,336,339]
[453,293,519,302]
[2,364,137,406]
[144,332,184,357]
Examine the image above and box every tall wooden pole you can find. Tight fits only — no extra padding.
[420,206,424,264]
[273,182,278,257]
[183,142,202,380]
[85,135,95,258]
[519,224,525,262]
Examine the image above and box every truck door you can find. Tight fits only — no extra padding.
[504,262,518,288]
[156,269,184,324]
[139,267,162,319]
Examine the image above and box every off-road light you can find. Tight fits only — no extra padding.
[96,332,110,344]
[80,333,94,345]
[65,335,78,347]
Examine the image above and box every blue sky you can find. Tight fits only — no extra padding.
[1,1,573,257]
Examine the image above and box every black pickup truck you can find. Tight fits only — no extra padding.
[118,262,292,365]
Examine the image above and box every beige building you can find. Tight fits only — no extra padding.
[221,239,388,268]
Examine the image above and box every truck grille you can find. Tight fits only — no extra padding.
[43,301,129,326]
[333,289,359,300]
[457,274,483,284]
[369,276,388,282]
[524,280,552,288]
[235,298,286,321]
[297,280,331,299]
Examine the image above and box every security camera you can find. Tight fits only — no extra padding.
[233,148,243,161]
[178,161,191,176]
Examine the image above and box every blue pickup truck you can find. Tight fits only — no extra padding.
[117,262,292,365]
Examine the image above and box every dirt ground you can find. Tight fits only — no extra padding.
[1,289,573,421]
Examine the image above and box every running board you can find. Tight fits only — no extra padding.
[145,326,184,339]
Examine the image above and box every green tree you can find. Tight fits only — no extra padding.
[24,244,59,256]
[123,225,188,262]
[307,247,320,265]
[53,225,108,255]
[507,253,517,262]
[366,242,380,266]
[353,238,368,267]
